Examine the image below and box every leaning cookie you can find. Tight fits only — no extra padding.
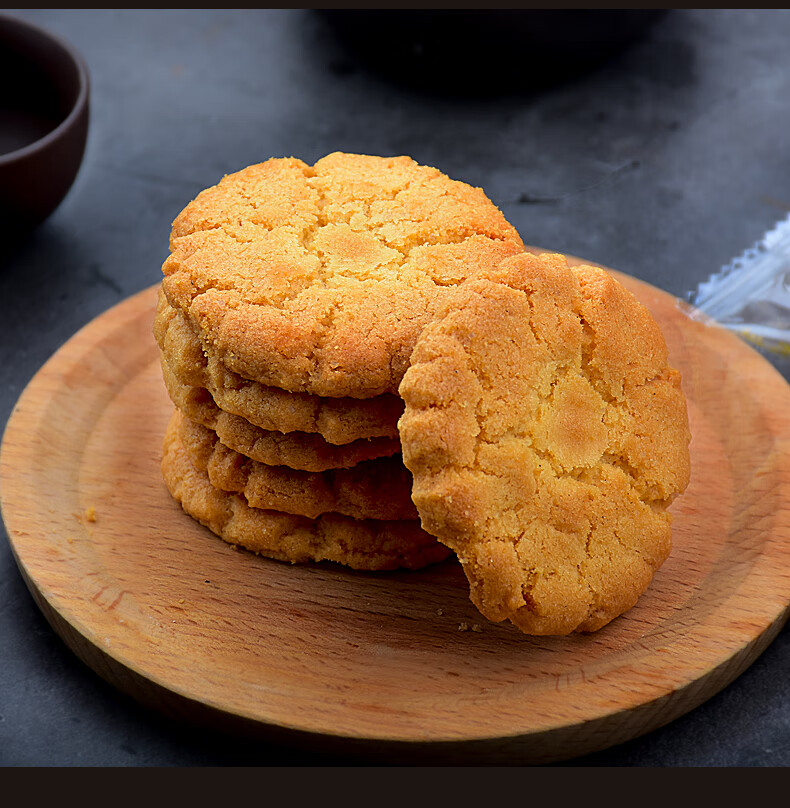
[162,411,450,571]
[398,252,691,635]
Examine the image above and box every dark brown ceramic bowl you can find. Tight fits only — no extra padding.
[0,14,89,233]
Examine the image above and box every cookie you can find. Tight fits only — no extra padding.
[173,409,417,521]
[398,252,691,635]
[160,152,525,399]
[162,410,451,571]
[160,358,400,471]
[155,289,404,443]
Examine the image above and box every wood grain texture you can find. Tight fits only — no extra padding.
[2,260,790,764]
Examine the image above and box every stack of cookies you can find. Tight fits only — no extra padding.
[153,152,525,572]
[154,151,691,635]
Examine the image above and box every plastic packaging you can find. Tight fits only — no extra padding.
[686,212,790,356]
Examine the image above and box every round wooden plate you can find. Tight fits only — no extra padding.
[3,261,790,765]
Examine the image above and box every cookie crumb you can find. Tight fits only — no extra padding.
[472,623,483,632]
[436,608,443,616]
[458,622,469,631]
[84,506,97,523]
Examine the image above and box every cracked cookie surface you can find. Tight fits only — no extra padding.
[162,409,450,571]
[173,409,416,520]
[398,252,691,635]
[161,152,524,399]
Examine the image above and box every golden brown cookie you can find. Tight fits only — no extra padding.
[160,153,524,399]
[160,358,400,471]
[173,409,417,521]
[154,289,404,443]
[398,252,691,635]
[161,410,450,571]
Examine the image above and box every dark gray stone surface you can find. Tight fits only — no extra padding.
[1,9,789,766]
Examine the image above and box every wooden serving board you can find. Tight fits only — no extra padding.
[3,263,790,765]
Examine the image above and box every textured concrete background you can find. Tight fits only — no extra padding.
[1,9,789,766]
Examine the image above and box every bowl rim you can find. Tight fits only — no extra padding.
[0,12,90,166]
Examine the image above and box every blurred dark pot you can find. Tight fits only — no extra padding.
[0,13,89,234]
[319,10,666,95]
